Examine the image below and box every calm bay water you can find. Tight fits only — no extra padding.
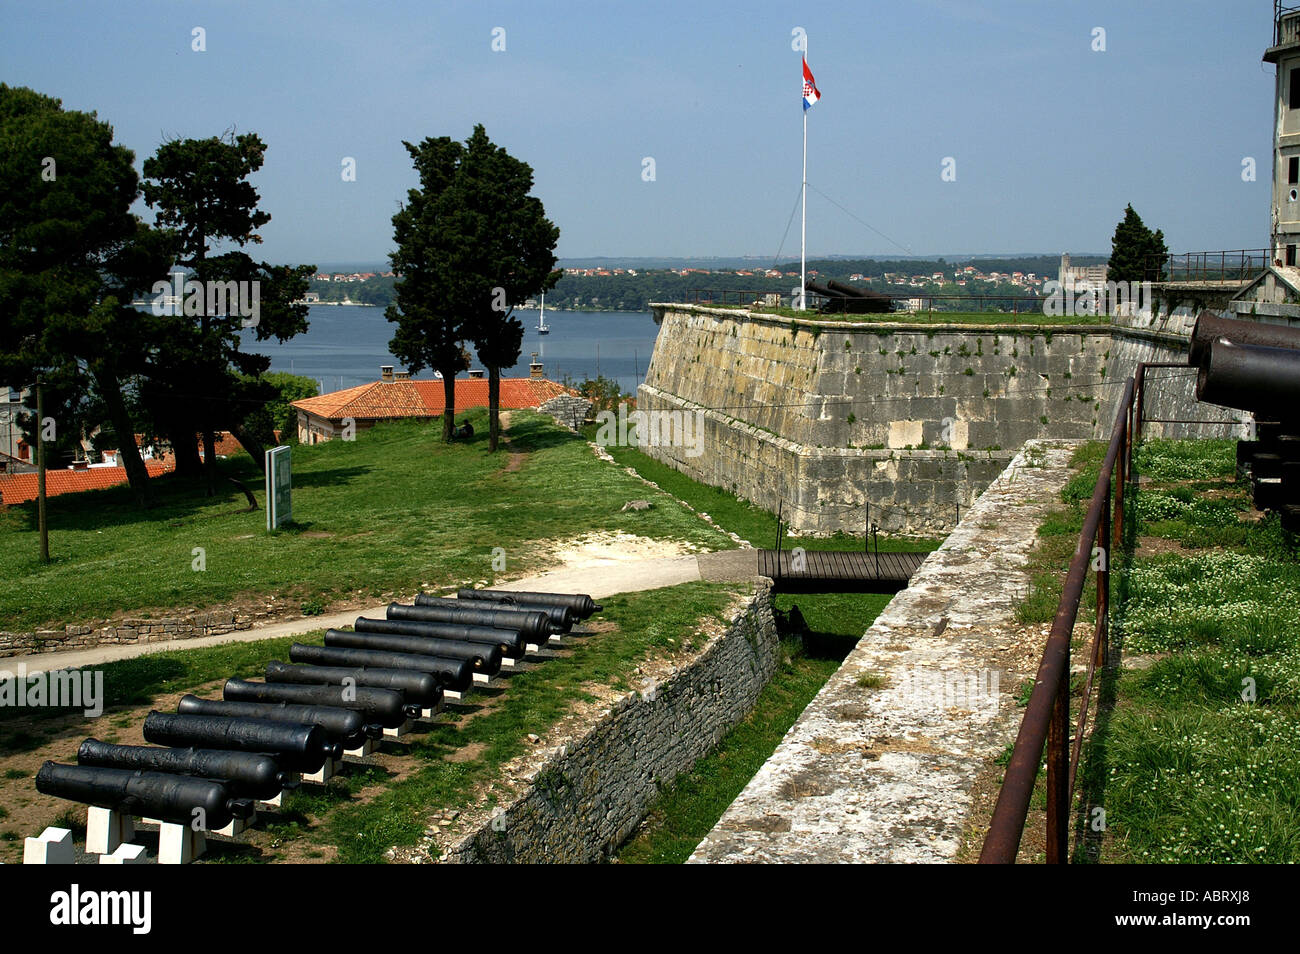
[246,305,660,395]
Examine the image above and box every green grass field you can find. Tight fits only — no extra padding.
[697,303,1113,326]
[0,409,732,632]
[1077,439,1300,863]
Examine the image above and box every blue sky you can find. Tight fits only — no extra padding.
[0,0,1277,263]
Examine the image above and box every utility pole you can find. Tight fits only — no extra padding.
[36,377,49,563]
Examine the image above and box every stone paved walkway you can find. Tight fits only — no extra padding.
[689,440,1081,863]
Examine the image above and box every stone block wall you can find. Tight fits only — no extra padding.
[0,611,255,659]
[637,305,1241,534]
[442,580,780,863]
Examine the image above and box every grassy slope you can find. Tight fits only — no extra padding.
[0,409,731,632]
[597,440,938,553]
[1079,439,1300,863]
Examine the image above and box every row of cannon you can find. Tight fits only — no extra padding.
[31,588,602,861]
[1189,312,1300,531]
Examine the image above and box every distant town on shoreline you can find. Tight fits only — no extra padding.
[303,251,1108,312]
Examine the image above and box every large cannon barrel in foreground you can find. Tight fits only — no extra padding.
[325,627,501,674]
[171,698,362,755]
[416,592,575,631]
[223,678,416,728]
[76,739,288,801]
[1196,338,1300,415]
[387,600,559,642]
[266,660,442,709]
[454,588,602,620]
[1189,312,1300,367]
[290,643,475,691]
[36,762,253,830]
[354,616,527,659]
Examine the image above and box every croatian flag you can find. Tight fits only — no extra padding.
[802,57,820,110]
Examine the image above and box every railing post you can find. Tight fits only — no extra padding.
[1045,662,1070,863]
[1098,491,1110,667]
[1115,401,1126,551]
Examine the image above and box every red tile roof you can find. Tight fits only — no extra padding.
[291,377,576,422]
[0,461,170,506]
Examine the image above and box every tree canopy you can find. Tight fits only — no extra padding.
[1107,204,1168,285]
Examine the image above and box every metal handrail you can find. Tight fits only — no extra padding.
[978,375,1136,863]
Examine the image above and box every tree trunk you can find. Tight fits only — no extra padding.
[488,367,500,452]
[440,369,456,442]
[92,366,152,507]
[170,430,203,477]
[202,425,217,496]
[233,423,268,474]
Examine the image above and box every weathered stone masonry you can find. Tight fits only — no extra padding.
[0,610,254,659]
[441,580,779,863]
[637,305,1241,534]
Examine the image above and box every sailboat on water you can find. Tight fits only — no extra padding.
[537,292,550,335]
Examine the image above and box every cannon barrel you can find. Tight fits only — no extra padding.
[1195,338,1300,416]
[174,696,369,751]
[825,279,870,298]
[1189,312,1300,368]
[266,660,443,709]
[417,592,575,631]
[223,677,416,728]
[36,761,253,830]
[325,627,501,674]
[454,588,602,619]
[77,738,288,801]
[354,616,527,659]
[142,710,336,774]
[290,643,474,691]
[387,601,559,641]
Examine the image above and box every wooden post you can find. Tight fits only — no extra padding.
[36,377,49,563]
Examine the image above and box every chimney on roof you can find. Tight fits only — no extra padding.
[529,360,544,379]
[394,370,410,380]
[467,369,485,379]
[380,365,394,382]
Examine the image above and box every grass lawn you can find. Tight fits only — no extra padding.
[0,408,732,633]
[1077,439,1300,863]
[693,303,1113,326]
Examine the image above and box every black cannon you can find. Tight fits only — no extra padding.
[354,616,527,660]
[36,761,254,830]
[1189,312,1300,368]
[417,592,576,632]
[223,677,416,729]
[290,643,475,692]
[455,588,602,620]
[387,600,560,643]
[1195,338,1300,417]
[325,627,503,675]
[804,280,892,314]
[171,697,366,754]
[266,660,443,709]
[77,738,289,801]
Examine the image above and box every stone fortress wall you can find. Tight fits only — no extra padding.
[636,304,1240,534]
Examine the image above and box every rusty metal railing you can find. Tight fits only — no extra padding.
[979,375,1137,863]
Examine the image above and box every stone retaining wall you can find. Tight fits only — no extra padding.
[441,579,779,863]
[637,304,1241,534]
[0,611,256,659]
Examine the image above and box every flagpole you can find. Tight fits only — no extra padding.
[800,53,808,312]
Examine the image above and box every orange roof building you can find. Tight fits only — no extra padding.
[0,461,171,506]
[290,372,576,444]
